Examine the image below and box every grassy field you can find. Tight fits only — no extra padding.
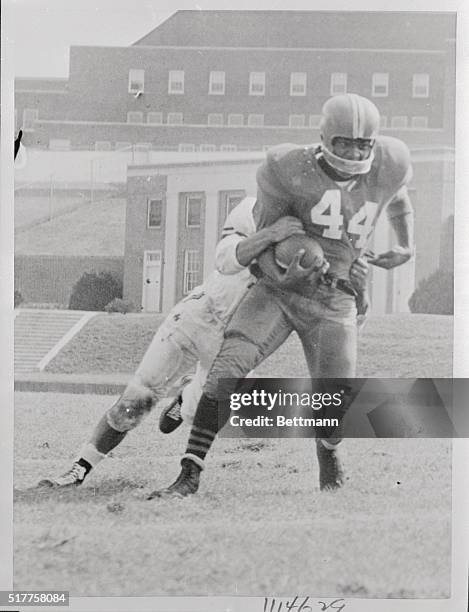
[14,392,451,598]
[14,313,453,598]
[46,312,453,378]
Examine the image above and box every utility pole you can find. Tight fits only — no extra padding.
[49,174,54,220]
[90,159,95,204]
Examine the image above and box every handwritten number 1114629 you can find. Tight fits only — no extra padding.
[264,596,346,612]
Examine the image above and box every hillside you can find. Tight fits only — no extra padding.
[45,312,453,378]
[15,197,126,256]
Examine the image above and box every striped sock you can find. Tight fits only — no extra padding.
[186,426,217,462]
[184,392,229,462]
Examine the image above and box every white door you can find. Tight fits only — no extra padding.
[142,250,162,312]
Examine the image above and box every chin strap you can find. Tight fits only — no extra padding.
[321,145,374,177]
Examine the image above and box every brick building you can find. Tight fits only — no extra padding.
[15,11,455,312]
[16,11,455,153]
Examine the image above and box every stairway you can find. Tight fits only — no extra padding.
[14,309,95,375]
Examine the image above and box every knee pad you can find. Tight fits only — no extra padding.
[106,384,156,432]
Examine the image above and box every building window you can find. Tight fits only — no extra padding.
[309,114,321,128]
[147,112,163,125]
[147,199,163,228]
[127,111,143,124]
[249,72,265,96]
[209,71,225,95]
[128,69,144,94]
[220,144,238,151]
[411,116,428,129]
[412,73,430,98]
[49,138,71,151]
[290,72,307,96]
[289,114,305,128]
[167,112,183,125]
[330,73,347,95]
[95,141,111,151]
[391,116,408,128]
[228,113,244,126]
[223,191,246,217]
[183,250,200,294]
[23,108,38,131]
[247,114,264,127]
[135,142,151,152]
[178,143,196,152]
[169,70,184,94]
[115,141,132,151]
[199,144,217,152]
[208,113,224,126]
[185,194,202,227]
[380,116,388,128]
[372,73,389,97]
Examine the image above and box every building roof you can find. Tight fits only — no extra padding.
[133,10,455,51]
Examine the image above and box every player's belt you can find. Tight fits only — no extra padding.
[251,265,357,298]
[320,274,357,297]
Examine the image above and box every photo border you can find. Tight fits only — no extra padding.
[2,1,468,610]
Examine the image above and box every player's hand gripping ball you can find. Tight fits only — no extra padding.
[274,234,324,270]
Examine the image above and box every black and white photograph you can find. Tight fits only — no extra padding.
[2,1,468,611]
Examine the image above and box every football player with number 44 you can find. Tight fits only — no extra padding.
[151,93,415,499]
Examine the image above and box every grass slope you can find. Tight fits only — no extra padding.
[46,313,453,378]
[14,392,451,598]
[15,197,126,256]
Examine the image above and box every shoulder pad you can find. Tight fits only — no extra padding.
[372,136,413,192]
[266,143,301,163]
[265,143,318,192]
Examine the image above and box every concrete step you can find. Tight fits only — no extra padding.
[14,309,96,375]
[15,322,83,331]
[15,332,77,339]
[15,352,47,359]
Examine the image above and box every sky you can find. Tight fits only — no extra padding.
[5,0,467,78]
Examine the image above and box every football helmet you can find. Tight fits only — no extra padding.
[320,94,380,176]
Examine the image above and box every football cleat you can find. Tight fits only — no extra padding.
[159,396,183,434]
[147,457,201,499]
[316,439,344,491]
[320,93,380,176]
[37,462,87,488]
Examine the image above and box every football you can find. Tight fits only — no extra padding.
[274,234,324,269]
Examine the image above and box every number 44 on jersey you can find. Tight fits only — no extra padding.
[310,189,378,249]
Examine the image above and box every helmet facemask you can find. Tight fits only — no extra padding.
[320,94,380,176]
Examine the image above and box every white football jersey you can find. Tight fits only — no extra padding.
[187,197,257,322]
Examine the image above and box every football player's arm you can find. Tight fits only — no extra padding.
[369,187,414,270]
[234,216,305,267]
[215,199,304,274]
[254,158,319,285]
[216,223,305,274]
[350,257,371,317]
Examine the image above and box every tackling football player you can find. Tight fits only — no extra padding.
[150,93,414,498]
[37,198,306,487]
